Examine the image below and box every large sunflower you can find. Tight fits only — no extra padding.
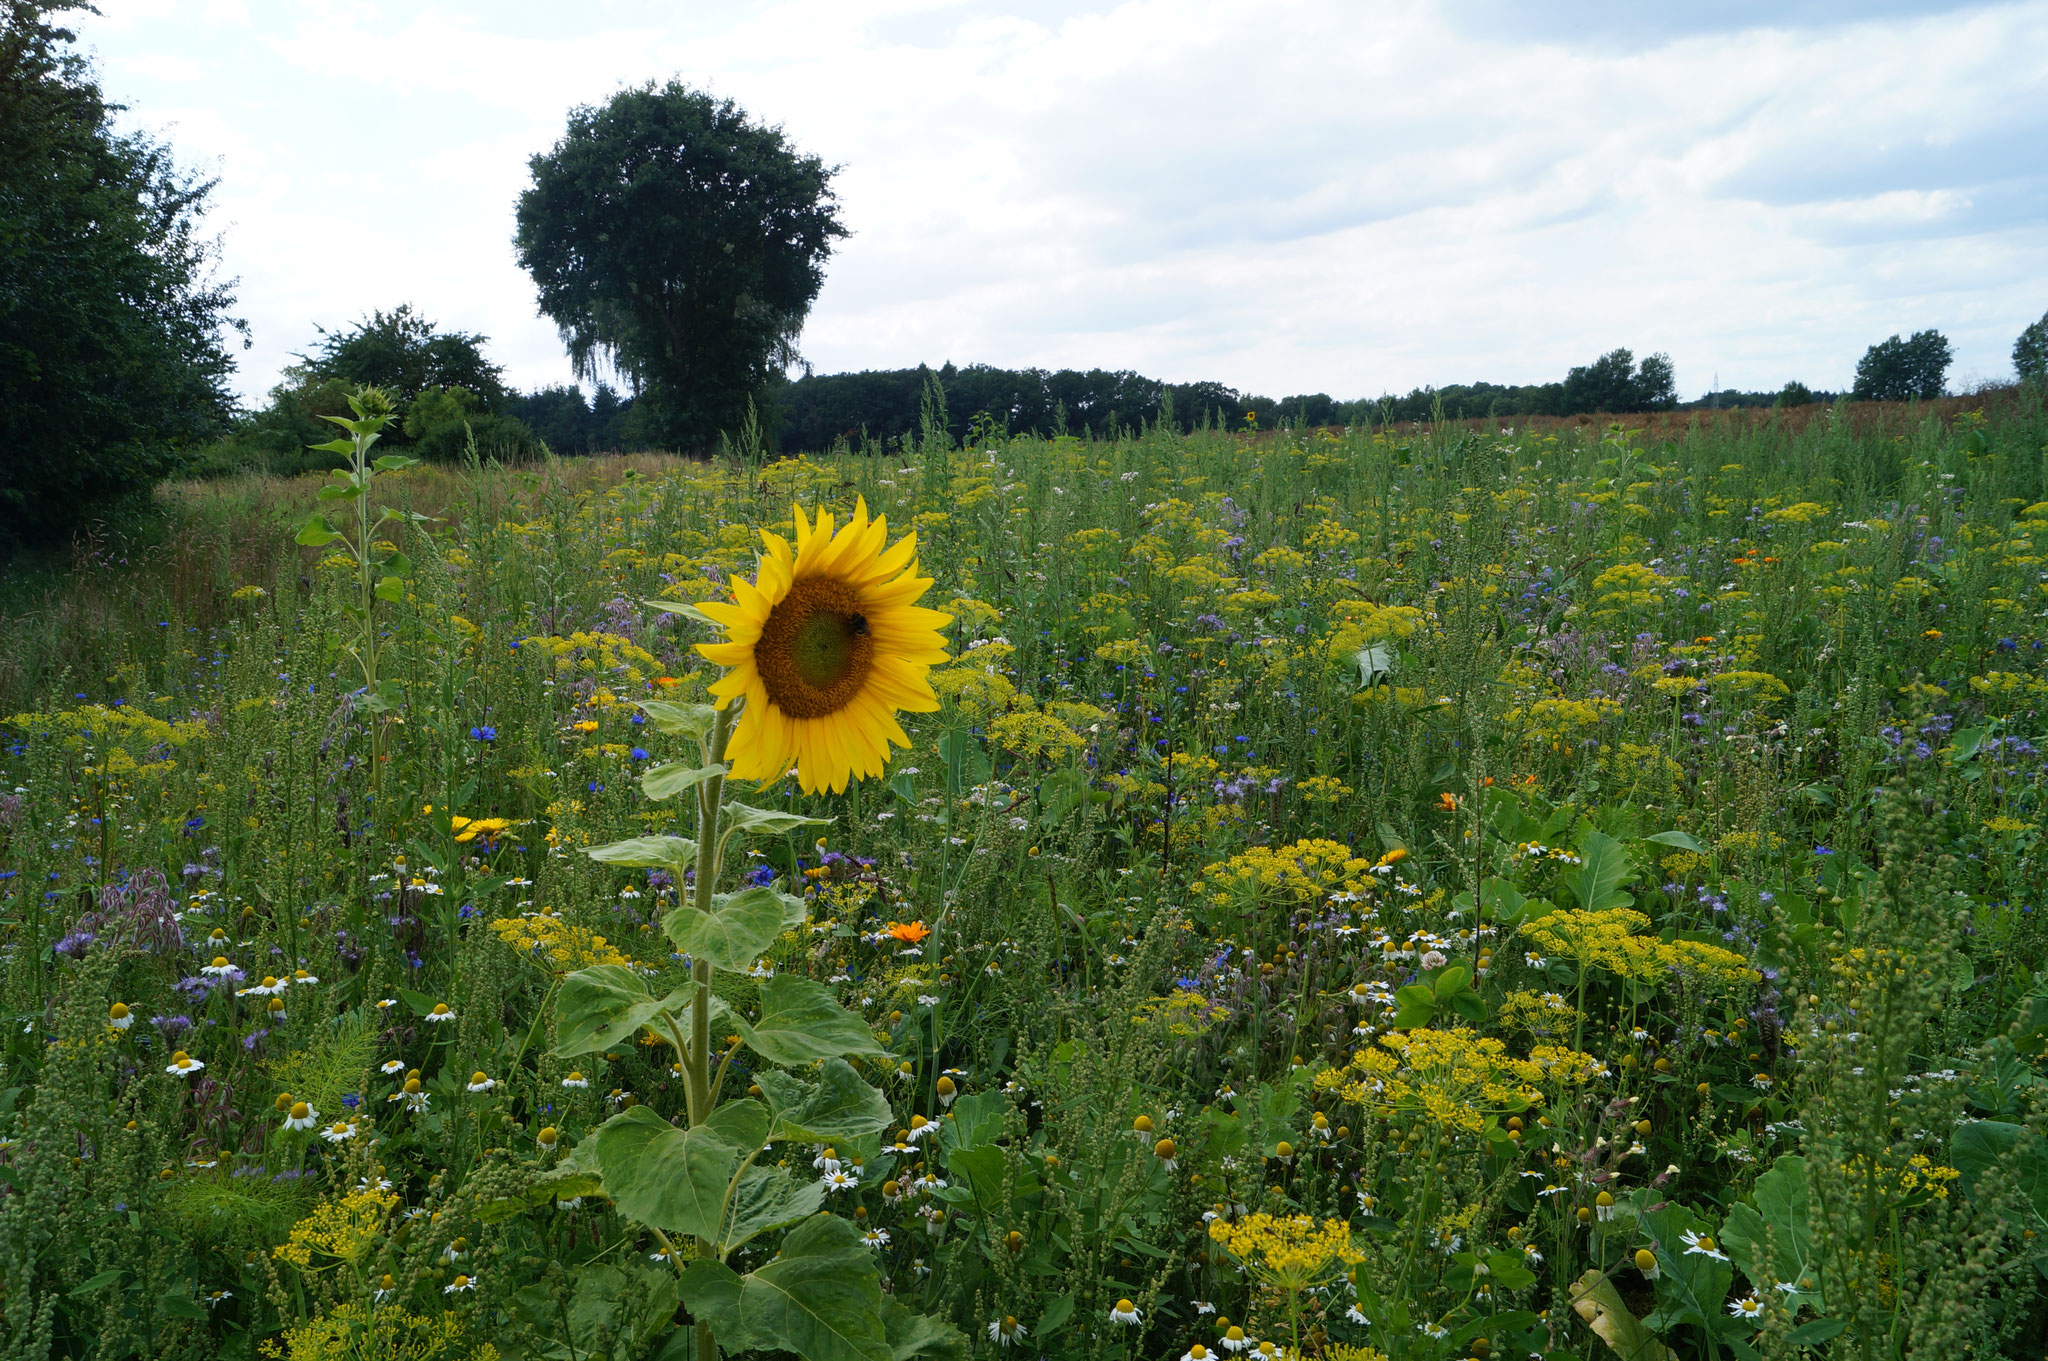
[697,499,951,794]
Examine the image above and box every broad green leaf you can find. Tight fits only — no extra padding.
[1567,1269,1674,1361]
[1433,964,1470,998]
[381,551,414,578]
[587,835,699,874]
[1634,1196,1732,1331]
[881,1299,969,1360]
[307,437,355,454]
[1353,642,1393,688]
[722,1163,826,1254]
[740,1213,890,1361]
[722,801,833,836]
[737,976,888,1064]
[664,887,793,972]
[676,1259,755,1349]
[373,575,404,602]
[1564,831,1637,911]
[1034,1293,1075,1338]
[643,761,726,801]
[1646,829,1708,855]
[759,1060,894,1144]
[554,965,692,1059]
[316,482,355,501]
[1784,1319,1847,1346]
[593,1106,740,1241]
[943,1091,1007,1150]
[371,454,418,471]
[638,699,719,739]
[1722,1155,1824,1306]
[704,1098,771,1151]
[295,515,341,546]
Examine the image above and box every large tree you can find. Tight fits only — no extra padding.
[0,0,244,545]
[288,304,506,409]
[1851,330,1951,401]
[514,82,845,451]
[2015,309,2048,385]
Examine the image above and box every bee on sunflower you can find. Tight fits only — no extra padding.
[696,498,951,793]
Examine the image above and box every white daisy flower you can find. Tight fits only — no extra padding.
[861,1227,890,1247]
[1681,1230,1729,1262]
[283,1101,319,1131]
[821,1169,860,1192]
[1218,1327,1251,1353]
[443,1274,475,1295]
[108,1003,135,1030]
[165,1052,205,1077]
[1107,1299,1140,1326]
[561,1072,589,1089]
[466,1073,496,1094]
[320,1121,357,1143]
[988,1316,1023,1346]
[1729,1296,1765,1319]
[423,1003,457,1023]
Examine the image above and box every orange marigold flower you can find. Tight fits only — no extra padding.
[884,921,931,946]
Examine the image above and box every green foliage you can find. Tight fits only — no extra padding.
[515,82,847,451]
[0,0,244,545]
[294,304,507,410]
[1852,328,1953,401]
[2017,308,2048,385]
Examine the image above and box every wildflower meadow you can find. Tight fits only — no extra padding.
[6,392,2048,1361]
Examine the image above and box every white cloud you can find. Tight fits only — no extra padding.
[73,0,2048,409]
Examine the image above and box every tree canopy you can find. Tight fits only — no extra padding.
[288,305,506,409]
[514,82,846,452]
[1851,330,1952,401]
[2016,309,2048,385]
[0,0,244,544]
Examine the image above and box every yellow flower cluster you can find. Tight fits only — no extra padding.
[518,631,663,685]
[272,1188,399,1270]
[1196,839,1375,909]
[1315,1030,1542,1134]
[1131,988,1232,1038]
[988,709,1088,759]
[1519,909,1756,987]
[1497,990,1581,1036]
[260,1302,494,1361]
[489,914,631,976]
[1325,601,1427,662]
[1297,775,1353,804]
[1207,1213,1363,1288]
[1503,697,1622,747]
[1842,1152,1961,1200]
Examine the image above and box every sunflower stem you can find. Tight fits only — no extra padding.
[687,705,736,1130]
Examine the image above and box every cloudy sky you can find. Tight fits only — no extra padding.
[74,0,2048,405]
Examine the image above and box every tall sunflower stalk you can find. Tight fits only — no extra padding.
[556,498,954,1361]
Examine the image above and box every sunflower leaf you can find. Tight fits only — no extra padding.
[637,700,719,740]
[734,976,889,1064]
[554,965,695,1058]
[641,761,726,802]
[757,1059,894,1144]
[738,1213,891,1361]
[591,1106,741,1241]
[721,802,834,836]
[585,835,699,874]
[664,887,792,972]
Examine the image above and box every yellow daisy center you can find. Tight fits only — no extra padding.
[755,578,874,719]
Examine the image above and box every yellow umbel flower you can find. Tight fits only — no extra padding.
[698,499,951,794]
